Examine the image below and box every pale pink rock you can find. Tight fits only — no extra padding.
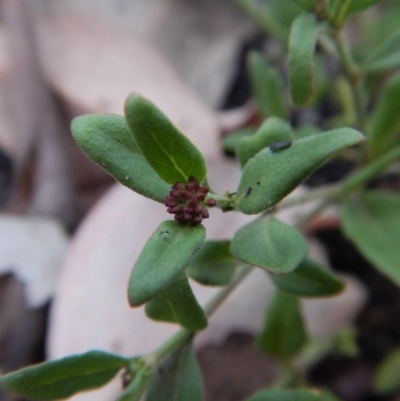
[35,12,220,160]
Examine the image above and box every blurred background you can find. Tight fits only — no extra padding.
[1,1,399,401]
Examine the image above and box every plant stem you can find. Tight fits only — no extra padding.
[147,329,192,364]
[278,183,342,210]
[331,30,366,131]
[144,265,253,365]
[295,198,334,229]
[204,265,253,317]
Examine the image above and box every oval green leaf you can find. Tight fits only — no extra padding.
[270,258,345,297]
[374,348,400,394]
[237,117,294,167]
[0,351,127,401]
[128,221,206,306]
[230,217,308,274]
[71,114,170,203]
[364,29,400,72]
[258,291,307,358]
[145,273,207,331]
[248,52,287,119]
[246,389,321,401]
[236,127,365,214]
[367,72,400,157]
[124,94,207,184]
[186,240,239,286]
[288,13,321,106]
[342,190,400,286]
[145,343,203,401]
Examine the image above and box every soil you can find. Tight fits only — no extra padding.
[198,333,278,401]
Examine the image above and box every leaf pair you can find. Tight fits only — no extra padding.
[72,94,207,202]
[72,96,212,331]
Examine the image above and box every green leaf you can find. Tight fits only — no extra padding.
[327,0,381,22]
[246,389,321,401]
[71,114,170,203]
[374,348,400,393]
[334,327,359,358]
[248,52,287,119]
[222,128,255,155]
[292,0,317,10]
[296,125,321,139]
[230,217,308,274]
[321,390,343,401]
[145,343,203,401]
[342,191,400,286]
[0,351,127,401]
[116,367,151,401]
[364,29,400,72]
[288,13,321,106]
[145,273,207,331]
[124,93,207,184]
[258,291,307,358]
[347,0,381,14]
[267,0,303,28]
[367,71,400,157]
[186,240,239,286]
[236,128,365,214]
[270,258,345,297]
[237,117,294,167]
[128,221,206,306]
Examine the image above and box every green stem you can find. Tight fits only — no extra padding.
[146,329,192,365]
[210,192,236,211]
[331,30,366,131]
[295,198,334,229]
[344,147,400,191]
[143,265,253,365]
[204,265,253,317]
[278,183,342,210]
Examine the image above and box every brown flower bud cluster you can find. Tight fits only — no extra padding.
[165,176,217,225]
